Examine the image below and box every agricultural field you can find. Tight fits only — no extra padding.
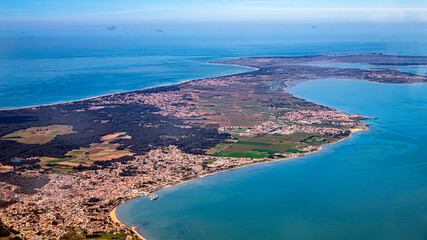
[0,164,13,173]
[1,125,75,144]
[39,132,135,170]
[213,133,339,158]
[190,87,279,128]
[205,143,231,155]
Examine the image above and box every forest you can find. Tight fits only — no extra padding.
[0,98,229,164]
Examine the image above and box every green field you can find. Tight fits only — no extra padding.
[236,141,271,146]
[212,132,338,159]
[251,149,281,153]
[303,135,339,145]
[206,143,230,155]
[284,149,308,153]
[39,133,135,171]
[216,134,306,158]
[216,152,267,158]
[1,125,75,144]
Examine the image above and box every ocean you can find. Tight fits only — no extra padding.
[2,23,427,239]
[2,23,427,109]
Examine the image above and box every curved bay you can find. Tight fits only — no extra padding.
[117,78,427,240]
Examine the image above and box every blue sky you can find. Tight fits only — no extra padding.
[1,0,427,23]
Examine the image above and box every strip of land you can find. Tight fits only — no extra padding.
[0,53,426,239]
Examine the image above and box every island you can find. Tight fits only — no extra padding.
[0,53,426,239]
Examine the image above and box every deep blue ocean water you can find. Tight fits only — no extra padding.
[1,28,427,109]
[2,24,427,240]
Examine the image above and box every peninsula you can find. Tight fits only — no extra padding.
[0,53,426,239]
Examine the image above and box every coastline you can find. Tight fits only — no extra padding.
[110,205,147,240]
[79,62,372,240]
[1,57,374,239]
[110,126,369,240]
[207,62,260,71]
[2,61,424,112]
[0,64,257,112]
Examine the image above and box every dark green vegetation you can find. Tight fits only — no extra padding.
[60,232,129,240]
[251,149,281,153]
[0,173,50,194]
[0,220,21,239]
[0,86,229,166]
[216,152,267,158]
[284,149,307,153]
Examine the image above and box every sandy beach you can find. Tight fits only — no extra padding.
[110,205,147,240]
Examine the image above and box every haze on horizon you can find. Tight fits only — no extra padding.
[1,0,427,26]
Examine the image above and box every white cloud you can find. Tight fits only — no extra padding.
[65,7,173,17]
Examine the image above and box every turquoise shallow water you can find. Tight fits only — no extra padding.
[117,78,427,240]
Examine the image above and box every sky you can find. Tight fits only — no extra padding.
[1,0,427,24]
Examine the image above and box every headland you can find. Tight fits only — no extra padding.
[0,53,426,239]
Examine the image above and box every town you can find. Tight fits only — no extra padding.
[0,146,300,239]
